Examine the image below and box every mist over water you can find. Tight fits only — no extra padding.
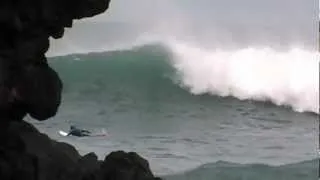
[48,0,317,54]
[47,0,319,114]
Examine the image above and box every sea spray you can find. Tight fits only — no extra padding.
[167,41,319,114]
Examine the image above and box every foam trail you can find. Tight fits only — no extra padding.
[167,41,319,114]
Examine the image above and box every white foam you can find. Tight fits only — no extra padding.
[167,40,319,114]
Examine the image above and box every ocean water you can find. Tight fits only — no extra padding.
[29,43,319,179]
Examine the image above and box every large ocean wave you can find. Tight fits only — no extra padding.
[48,39,319,114]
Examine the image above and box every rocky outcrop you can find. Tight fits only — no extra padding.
[0,121,160,180]
[0,0,110,121]
[0,0,161,179]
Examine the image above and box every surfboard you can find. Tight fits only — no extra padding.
[59,130,68,136]
[58,129,108,137]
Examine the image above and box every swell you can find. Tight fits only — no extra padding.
[48,44,184,102]
[163,159,318,180]
[48,42,319,114]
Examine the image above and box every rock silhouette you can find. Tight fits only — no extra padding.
[0,0,161,179]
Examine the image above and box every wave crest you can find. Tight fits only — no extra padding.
[167,41,319,114]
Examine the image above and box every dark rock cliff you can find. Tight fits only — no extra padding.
[0,0,160,179]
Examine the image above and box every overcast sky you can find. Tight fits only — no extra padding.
[78,0,315,48]
[49,0,317,55]
[91,0,316,24]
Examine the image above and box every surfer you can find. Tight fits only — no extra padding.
[67,125,91,137]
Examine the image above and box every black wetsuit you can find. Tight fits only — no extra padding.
[68,126,91,137]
